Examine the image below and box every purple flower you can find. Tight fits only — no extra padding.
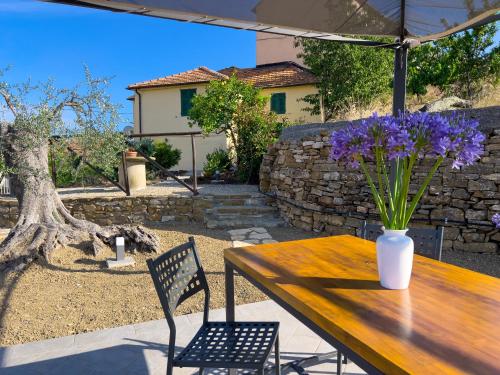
[329,112,485,169]
[493,214,500,229]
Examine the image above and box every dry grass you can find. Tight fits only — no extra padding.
[335,84,499,121]
[473,83,500,108]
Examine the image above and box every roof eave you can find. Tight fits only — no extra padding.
[127,80,213,90]
[256,81,319,89]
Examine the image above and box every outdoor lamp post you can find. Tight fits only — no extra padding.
[106,236,135,268]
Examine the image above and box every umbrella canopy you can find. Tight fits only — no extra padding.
[45,0,499,43]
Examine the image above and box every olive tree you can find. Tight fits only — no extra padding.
[0,68,158,267]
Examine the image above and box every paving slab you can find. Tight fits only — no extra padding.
[0,301,364,375]
[229,227,278,248]
[231,240,254,248]
[228,228,253,236]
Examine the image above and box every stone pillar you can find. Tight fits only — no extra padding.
[118,156,150,193]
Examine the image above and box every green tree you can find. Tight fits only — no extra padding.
[297,37,393,121]
[407,43,447,97]
[408,24,499,99]
[0,68,158,266]
[188,76,267,155]
[189,76,286,182]
[439,24,499,99]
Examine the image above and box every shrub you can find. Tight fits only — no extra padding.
[153,140,182,170]
[130,138,155,157]
[236,110,286,183]
[203,149,231,177]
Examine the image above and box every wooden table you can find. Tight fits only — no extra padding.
[224,235,500,375]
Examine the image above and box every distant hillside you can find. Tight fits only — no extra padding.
[331,84,499,121]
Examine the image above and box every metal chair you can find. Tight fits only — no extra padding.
[359,221,444,261]
[147,237,280,375]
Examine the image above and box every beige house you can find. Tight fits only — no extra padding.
[127,62,320,173]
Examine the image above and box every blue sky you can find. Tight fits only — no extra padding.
[0,0,256,128]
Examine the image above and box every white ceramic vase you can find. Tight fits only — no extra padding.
[376,228,414,290]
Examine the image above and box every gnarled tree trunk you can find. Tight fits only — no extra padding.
[0,123,159,268]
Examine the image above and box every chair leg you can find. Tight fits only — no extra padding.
[166,362,173,375]
[274,335,281,375]
[336,351,343,375]
[198,368,204,375]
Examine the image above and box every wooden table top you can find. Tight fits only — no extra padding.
[224,235,500,375]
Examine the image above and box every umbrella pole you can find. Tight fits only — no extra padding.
[389,45,408,220]
[392,45,408,116]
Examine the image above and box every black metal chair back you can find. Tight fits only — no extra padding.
[359,222,384,242]
[407,227,444,261]
[147,237,211,370]
[360,221,444,261]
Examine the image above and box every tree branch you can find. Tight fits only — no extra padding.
[0,89,17,116]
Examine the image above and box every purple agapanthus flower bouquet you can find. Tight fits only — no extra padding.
[330,112,485,230]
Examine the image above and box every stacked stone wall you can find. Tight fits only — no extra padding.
[0,195,214,228]
[260,107,500,253]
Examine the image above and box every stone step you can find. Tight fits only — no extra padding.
[207,214,281,222]
[206,217,284,229]
[206,205,278,215]
[209,196,273,207]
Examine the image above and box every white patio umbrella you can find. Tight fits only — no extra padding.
[44,0,499,114]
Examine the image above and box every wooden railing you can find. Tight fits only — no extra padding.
[128,131,202,195]
[49,131,202,196]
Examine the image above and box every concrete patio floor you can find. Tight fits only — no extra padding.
[0,300,364,375]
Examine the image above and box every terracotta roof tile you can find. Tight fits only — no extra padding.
[127,62,318,90]
[127,66,228,90]
[219,62,318,88]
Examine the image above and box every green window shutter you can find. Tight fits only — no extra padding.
[180,88,197,117]
[271,93,286,114]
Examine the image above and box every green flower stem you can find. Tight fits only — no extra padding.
[388,158,402,228]
[396,154,416,229]
[380,156,395,213]
[404,156,444,226]
[375,147,387,212]
[360,159,390,227]
[361,151,442,230]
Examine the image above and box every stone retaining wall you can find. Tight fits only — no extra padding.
[260,107,500,253]
[0,195,215,228]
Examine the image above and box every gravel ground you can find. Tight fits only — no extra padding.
[0,224,318,346]
[442,250,500,278]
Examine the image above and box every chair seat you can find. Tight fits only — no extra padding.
[174,321,279,370]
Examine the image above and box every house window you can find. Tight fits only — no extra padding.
[180,88,197,116]
[270,93,286,114]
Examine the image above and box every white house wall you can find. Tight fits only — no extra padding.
[132,84,228,174]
